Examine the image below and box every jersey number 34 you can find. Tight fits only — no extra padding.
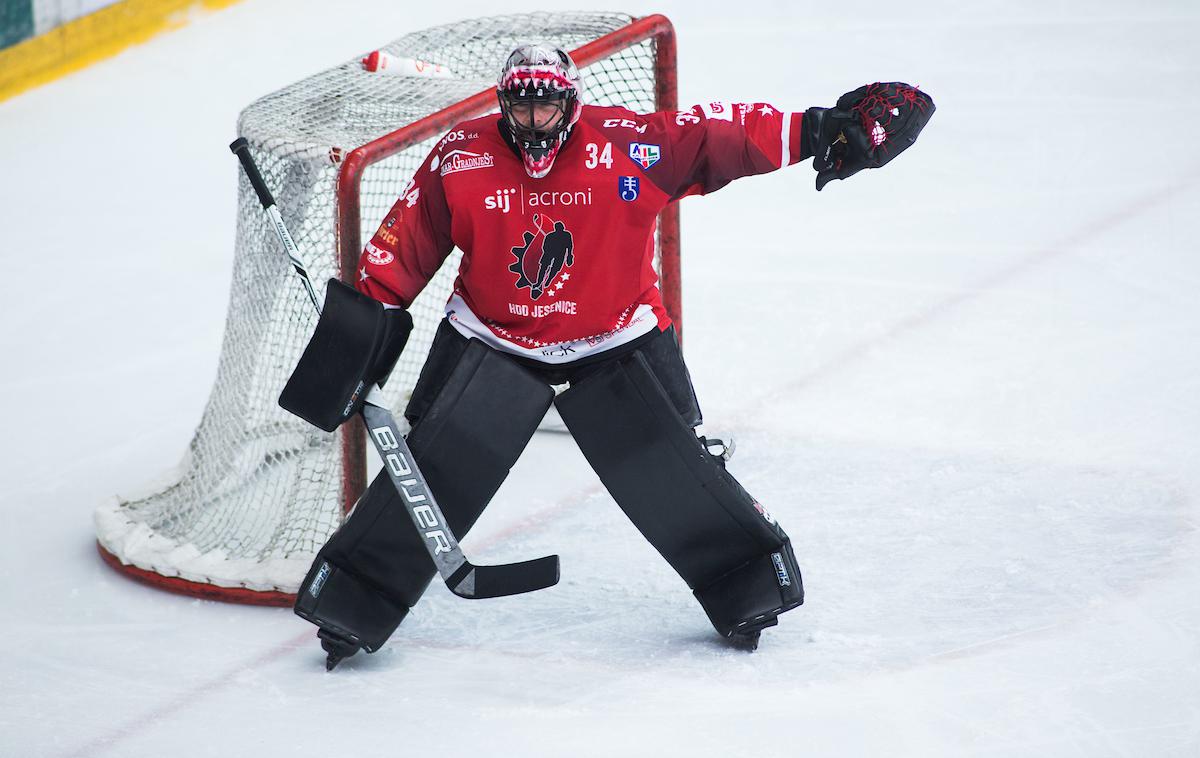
[585,142,613,169]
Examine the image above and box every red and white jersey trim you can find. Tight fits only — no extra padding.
[780,112,793,167]
[444,293,658,364]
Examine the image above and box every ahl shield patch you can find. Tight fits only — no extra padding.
[628,142,661,170]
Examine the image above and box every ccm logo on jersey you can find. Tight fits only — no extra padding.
[602,117,648,133]
[370,424,453,556]
[628,142,661,170]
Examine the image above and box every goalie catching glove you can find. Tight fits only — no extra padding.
[803,82,935,191]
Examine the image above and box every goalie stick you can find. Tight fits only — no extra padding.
[230,137,559,600]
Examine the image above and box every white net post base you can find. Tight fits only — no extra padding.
[97,12,679,604]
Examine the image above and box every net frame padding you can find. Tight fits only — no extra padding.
[95,12,679,604]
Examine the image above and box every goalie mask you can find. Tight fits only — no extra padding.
[497,44,583,179]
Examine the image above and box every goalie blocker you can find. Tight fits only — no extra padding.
[279,278,412,431]
[295,321,802,654]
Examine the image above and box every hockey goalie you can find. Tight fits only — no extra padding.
[283,44,934,668]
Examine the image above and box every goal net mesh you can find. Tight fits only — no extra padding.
[95,12,667,598]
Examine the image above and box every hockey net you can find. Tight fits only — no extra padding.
[95,12,679,604]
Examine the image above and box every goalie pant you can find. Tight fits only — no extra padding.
[295,322,804,652]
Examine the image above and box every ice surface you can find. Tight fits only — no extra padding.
[1,1,1198,756]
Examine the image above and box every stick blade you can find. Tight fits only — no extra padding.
[448,555,560,599]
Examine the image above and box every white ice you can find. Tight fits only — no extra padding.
[2,1,1198,756]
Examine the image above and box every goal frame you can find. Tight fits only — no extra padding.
[96,13,680,606]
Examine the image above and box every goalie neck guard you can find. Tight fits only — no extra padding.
[496,44,583,179]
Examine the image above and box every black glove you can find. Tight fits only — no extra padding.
[803,82,935,191]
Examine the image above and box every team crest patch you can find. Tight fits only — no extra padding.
[618,176,640,201]
[628,142,661,170]
[364,242,394,266]
[509,213,575,301]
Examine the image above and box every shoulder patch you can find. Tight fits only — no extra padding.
[628,142,661,170]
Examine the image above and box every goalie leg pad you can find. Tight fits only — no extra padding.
[294,338,553,650]
[555,350,803,635]
[624,325,702,428]
[693,537,804,637]
[279,278,412,432]
[294,551,408,653]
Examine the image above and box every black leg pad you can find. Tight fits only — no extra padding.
[695,538,804,637]
[294,559,407,653]
[556,350,803,635]
[293,339,553,651]
[404,339,555,537]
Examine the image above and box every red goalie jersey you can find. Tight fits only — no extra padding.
[358,102,809,363]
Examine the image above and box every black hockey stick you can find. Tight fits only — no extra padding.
[230,137,559,599]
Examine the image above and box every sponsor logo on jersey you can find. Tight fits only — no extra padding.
[753,501,776,525]
[528,188,592,208]
[440,149,495,176]
[485,186,593,214]
[437,130,479,151]
[508,213,575,301]
[618,176,640,202]
[375,227,399,247]
[539,343,578,357]
[702,102,733,120]
[374,214,400,245]
[484,187,517,214]
[628,142,661,170]
[771,552,792,588]
[364,241,394,266]
[581,306,651,349]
